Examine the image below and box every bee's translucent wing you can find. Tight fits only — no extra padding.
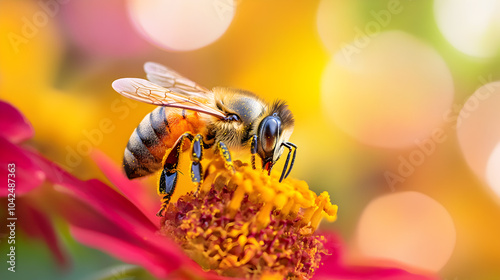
[144,62,210,98]
[112,78,227,119]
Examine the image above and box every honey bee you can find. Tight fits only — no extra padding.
[112,62,297,216]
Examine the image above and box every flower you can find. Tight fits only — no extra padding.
[33,148,437,280]
[1,100,439,279]
[160,158,337,278]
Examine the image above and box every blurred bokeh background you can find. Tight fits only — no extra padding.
[1,0,500,279]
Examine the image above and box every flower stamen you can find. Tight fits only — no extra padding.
[160,159,338,279]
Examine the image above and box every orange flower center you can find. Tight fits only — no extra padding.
[160,159,337,279]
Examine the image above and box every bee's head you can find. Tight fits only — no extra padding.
[257,101,294,172]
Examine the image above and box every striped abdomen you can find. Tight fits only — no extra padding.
[124,107,204,179]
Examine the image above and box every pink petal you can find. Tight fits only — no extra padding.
[91,150,158,225]
[71,226,170,278]
[315,232,438,280]
[17,198,68,267]
[29,154,209,278]
[315,265,438,280]
[27,150,158,233]
[54,193,204,278]
[318,231,343,264]
[0,137,45,196]
[0,100,34,143]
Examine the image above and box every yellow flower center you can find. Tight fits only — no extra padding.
[160,159,338,279]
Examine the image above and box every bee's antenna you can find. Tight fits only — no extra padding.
[279,142,297,182]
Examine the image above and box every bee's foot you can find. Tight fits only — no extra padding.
[193,183,201,196]
[156,206,166,217]
[216,141,235,173]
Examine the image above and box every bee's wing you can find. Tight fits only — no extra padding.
[144,62,210,98]
[112,78,227,119]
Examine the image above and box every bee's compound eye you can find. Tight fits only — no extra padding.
[261,117,279,153]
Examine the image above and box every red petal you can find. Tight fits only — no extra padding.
[54,192,204,278]
[91,150,158,225]
[0,100,34,143]
[0,137,45,196]
[17,198,68,268]
[27,150,158,233]
[28,153,212,278]
[315,232,438,280]
[317,231,344,264]
[314,265,438,280]
[71,227,170,279]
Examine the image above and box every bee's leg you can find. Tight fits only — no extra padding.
[156,133,194,217]
[249,135,258,170]
[190,134,204,195]
[216,141,235,172]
